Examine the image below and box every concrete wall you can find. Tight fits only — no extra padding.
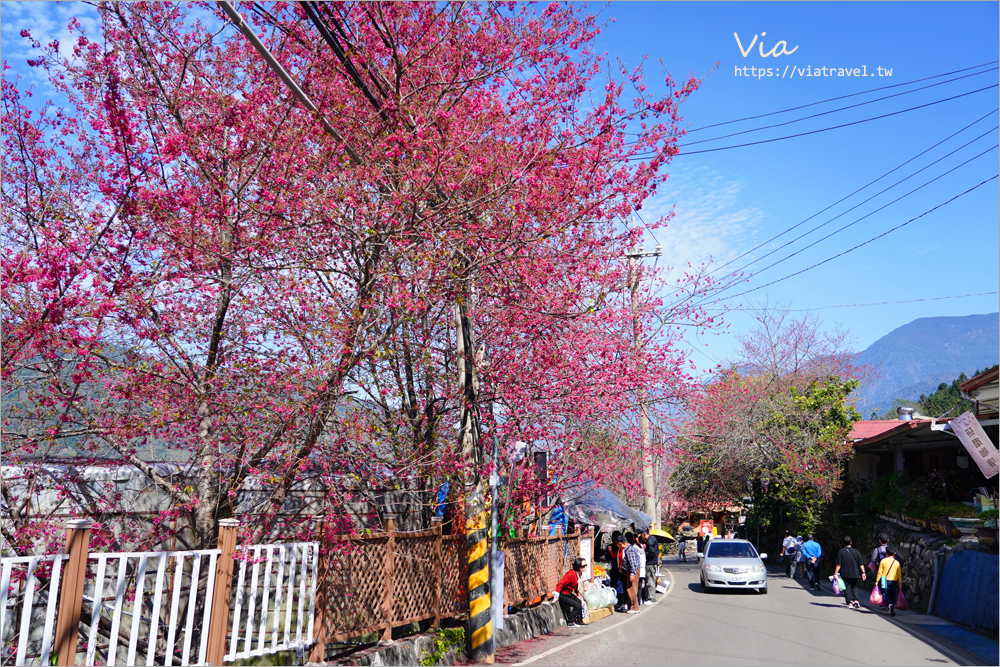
[933,549,999,635]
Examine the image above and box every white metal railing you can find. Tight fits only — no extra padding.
[82,549,220,667]
[225,542,319,662]
[1,541,318,666]
[0,554,69,666]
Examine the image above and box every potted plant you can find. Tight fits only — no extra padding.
[928,504,973,537]
[980,508,998,528]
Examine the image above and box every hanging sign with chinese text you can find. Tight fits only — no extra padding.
[950,411,999,479]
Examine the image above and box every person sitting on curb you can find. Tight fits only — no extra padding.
[556,557,588,628]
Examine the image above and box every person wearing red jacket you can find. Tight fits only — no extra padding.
[556,557,588,627]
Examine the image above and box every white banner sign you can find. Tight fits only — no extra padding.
[580,536,593,581]
[951,411,999,479]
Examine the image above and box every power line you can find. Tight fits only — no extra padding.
[715,127,999,280]
[702,143,998,305]
[706,109,999,278]
[718,174,999,302]
[769,292,999,312]
[697,145,998,307]
[687,60,999,133]
[683,67,998,148]
[625,83,998,159]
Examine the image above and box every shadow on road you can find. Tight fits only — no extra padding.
[686,581,764,595]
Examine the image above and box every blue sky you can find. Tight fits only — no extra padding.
[3,1,998,376]
[592,2,999,372]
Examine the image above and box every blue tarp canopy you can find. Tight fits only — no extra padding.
[562,480,652,533]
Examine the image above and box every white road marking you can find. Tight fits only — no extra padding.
[511,568,675,666]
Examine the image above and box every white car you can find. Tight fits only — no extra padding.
[698,538,769,594]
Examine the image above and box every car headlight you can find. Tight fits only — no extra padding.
[752,564,765,573]
[705,564,722,573]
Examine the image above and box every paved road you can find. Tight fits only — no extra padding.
[496,561,980,666]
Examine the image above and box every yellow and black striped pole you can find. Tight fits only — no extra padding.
[466,483,493,662]
[456,291,494,664]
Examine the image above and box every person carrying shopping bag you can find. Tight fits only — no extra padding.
[876,546,903,616]
[833,536,867,609]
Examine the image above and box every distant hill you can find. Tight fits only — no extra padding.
[853,313,999,416]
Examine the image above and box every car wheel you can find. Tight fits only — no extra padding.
[759,585,768,595]
[701,577,713,593]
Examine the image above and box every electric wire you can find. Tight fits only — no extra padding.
[687,60,999,133]
[718,174,1000,302]
[624,84,998,159]
[761,292,999,312]
[682,67,998,148]
[695,144,999,307]
[706,108,999,278]
[714,126,999,280]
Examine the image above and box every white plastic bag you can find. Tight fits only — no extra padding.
[586,581,616,609]
[583,586,604,610]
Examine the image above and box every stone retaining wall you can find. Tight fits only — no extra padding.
[864,520,996,616]
[318,600,568,665]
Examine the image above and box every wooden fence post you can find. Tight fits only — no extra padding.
[381,515,396,642]
[206,518,239,666]
[309,520,327,664]
[431,517,443,628]
[54,518,92,667]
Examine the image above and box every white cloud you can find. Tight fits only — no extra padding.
[2,1,100,84]
[638,163,764,270]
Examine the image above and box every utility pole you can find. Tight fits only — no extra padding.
[628,243,661,529]
[455,278,494,664]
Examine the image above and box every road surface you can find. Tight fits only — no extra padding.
[496,560,986,666]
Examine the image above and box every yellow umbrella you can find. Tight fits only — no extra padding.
[649,528,674,542]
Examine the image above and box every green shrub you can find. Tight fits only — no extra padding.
[858,471,908,516]
[420,627,465,666]
[927,503,979,518]
[903,498,933,519]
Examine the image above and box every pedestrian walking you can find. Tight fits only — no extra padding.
[780,530,797,578]
[795,534,806,577]
[620,533,643,613]
[877,546,903,616]
[802,533,823,590]
[869,533,890,606]
[556,557,587,627]
[677,530,688,562]
[833,536,867,609]
[870,533,890,570]
[642,528,660,603]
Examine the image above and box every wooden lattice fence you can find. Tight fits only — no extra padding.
[501,533,580,608]
[309,527,583,661]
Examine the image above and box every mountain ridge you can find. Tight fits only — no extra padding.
[853,312,999,416]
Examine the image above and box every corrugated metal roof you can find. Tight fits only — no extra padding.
[849,419,924,441]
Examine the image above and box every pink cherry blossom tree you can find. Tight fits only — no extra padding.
[3,1,715,554]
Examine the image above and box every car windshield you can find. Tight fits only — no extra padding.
[706,543,757,558]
